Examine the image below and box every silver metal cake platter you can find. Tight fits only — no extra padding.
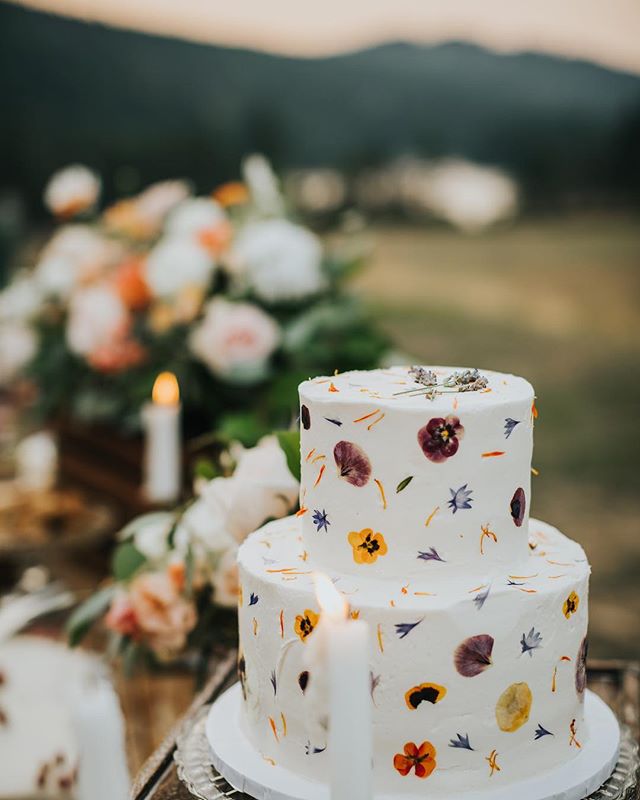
[175,685,639,800]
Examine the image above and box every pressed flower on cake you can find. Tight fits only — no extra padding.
[404,683,447,710]
[563,591,580,618]
[417,416,464,462]
[393,741,437,779]
[348,528,388,564]
[294,609,319,642]
[333,441,372,487]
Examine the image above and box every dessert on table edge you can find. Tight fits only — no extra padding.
[234,366,596,795]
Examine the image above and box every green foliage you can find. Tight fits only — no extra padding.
[112,541,147,582]
[276,429,301,482]
[66,585,115,647]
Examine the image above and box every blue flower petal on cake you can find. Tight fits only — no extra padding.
[534,724,554,740]
[473,585,491,610]
[312,509,330,532]
[449,733,474,751]
[395,619,424,639]
[520,627,543,657]
[448,484,474,514]
[270,670,277,695]
[324,417,342,426]
[417,547,445,562]
[504,418,521,439]
[249,592,259,606]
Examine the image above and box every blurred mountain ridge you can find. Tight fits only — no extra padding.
[1,1,639,212]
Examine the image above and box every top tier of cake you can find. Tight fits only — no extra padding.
[298,366,534,581]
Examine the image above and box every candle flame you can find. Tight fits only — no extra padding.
[313,572,348,620]
[152,372,180,405]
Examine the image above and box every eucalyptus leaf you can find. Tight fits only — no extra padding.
[66,585,115,647]
[112,541,146,582]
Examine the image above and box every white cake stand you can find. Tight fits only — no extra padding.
[204,683,621,800]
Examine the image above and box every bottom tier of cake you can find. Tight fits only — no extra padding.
[237,516,590,796]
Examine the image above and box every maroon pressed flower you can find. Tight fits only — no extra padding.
[418,416,464,463]
[301,404,311,430]
[510,488,526,526]
[333,441,372,487]
[575,637,588,696]
[454,634,494,677]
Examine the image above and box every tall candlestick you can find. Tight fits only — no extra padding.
[313,573,373,800]
[142,372,181,504]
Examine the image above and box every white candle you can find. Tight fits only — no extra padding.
[15,431,58,492]
[142,372,181,504]
[313,573,373,800]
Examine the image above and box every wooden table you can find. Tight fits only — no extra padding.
[129,656,639,800]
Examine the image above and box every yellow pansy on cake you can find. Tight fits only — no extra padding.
[234,366,592,795]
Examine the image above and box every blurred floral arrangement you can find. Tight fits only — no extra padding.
[0,156,387,439]
[67,432,300,668]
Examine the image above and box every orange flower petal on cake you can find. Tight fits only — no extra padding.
[348,528,388,564]
[313,464,326,487]
[374,478,388,509]
[482,451,505,458]
[328,382,339,392]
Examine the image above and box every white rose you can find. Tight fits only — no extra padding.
[66,284,128,357]
[0,322,37,384]
[43,164,101,218]
[211,547,241,608]
[232,219,325,303]
[122,512,175,563]
[165,197,226,238]
[145,237,215,298]
[0,274,42,322]
[202,436,298,544]
[173,496,236,558]
[36,225,120,298]
[242,154,284,216]
[189,297,280,383]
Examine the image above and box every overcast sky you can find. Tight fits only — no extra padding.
[12,0,640,74]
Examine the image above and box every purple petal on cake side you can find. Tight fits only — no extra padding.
[417,416,464,463]
[454,634,494,677]
[510,487,526,526]
[520,627,543,656]
[333,440,372,487]
[473,585,491,610]
[249,592,259,605]
[417,547,445,562]
[324,417,343,426]
[300,404,311,430]
[448,484,474,513]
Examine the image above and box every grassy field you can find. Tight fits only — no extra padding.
[354,215,640,658]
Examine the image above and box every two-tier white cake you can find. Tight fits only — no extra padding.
[235,366,591,796]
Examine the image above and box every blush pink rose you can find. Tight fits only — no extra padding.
[105,592,140,639]
[128,572,197,657]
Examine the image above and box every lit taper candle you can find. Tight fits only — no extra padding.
[312,573,372,800]
[142,372,182,504]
